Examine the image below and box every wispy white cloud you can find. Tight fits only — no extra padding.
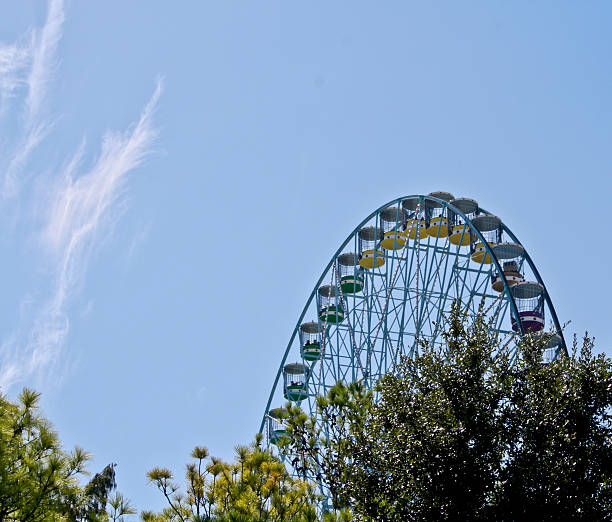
[124,222,152,271]
[0,42,30,109]
[25,0,64,124]
[3,0,65,199]
[0,0,163,391]
[43,80,162,256]
[0,68,163,388]
[3,121,50,197]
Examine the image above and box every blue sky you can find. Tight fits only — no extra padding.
[1,0,611,513]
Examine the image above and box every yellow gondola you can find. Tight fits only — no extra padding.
[471,242,493,264]
[379,206,407,250]
[426,216,449,238]
[425,191,454,238]
[358,226,385,269]
[404,218,426,240]
[470,214,501,265]
[381,230,406,250]
[448,197,479,246]
[449,224,471,246]
[359,249,385,269]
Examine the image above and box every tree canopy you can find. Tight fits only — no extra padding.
[0,388,135,521]
[285,303,612,521]
[144,434,319,521]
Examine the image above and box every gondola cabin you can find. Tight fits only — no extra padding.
[542,332,563,365]
[470,214,501,264]
[317,284,345,324]
[401,197,426,240]
[300,321,323,361]
[358,226,384,269]
[267,407,289,445]
[511,281,545,333]
[337,253,364,293]
[448,197,478,246]
[404,218,426,240]
[379,206,407,250]
[491,242,525,292]
[425,191,454,238]
[283,363,309,402]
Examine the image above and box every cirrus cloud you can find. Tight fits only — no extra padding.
[0,1,162,390]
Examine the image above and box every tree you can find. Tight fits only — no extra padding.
[144,434,319,521]
[107,492,138,522]
[286,302,612,521]
[0,388,135,521]
[497,330,612,519]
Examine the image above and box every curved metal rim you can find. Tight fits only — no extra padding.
[259,195,565,432]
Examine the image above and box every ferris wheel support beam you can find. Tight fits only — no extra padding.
[418,243,452,344]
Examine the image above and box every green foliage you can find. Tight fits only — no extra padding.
[145,434,318,521]
[108,492,138,521]
[80,463,118,520]
[286,302,612,521]
[0,388,87,520]
[0,388,135,521]
[497,329,612,519]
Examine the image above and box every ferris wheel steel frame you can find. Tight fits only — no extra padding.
[260,194,566,434]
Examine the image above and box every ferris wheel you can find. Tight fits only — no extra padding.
[261,192,566,445]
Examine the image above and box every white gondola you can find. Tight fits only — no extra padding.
[299,321,323,361]
[491,242,525,292]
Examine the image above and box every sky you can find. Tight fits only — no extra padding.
[1,0,611,513]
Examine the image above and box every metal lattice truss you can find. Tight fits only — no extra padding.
[261,194,566,440]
